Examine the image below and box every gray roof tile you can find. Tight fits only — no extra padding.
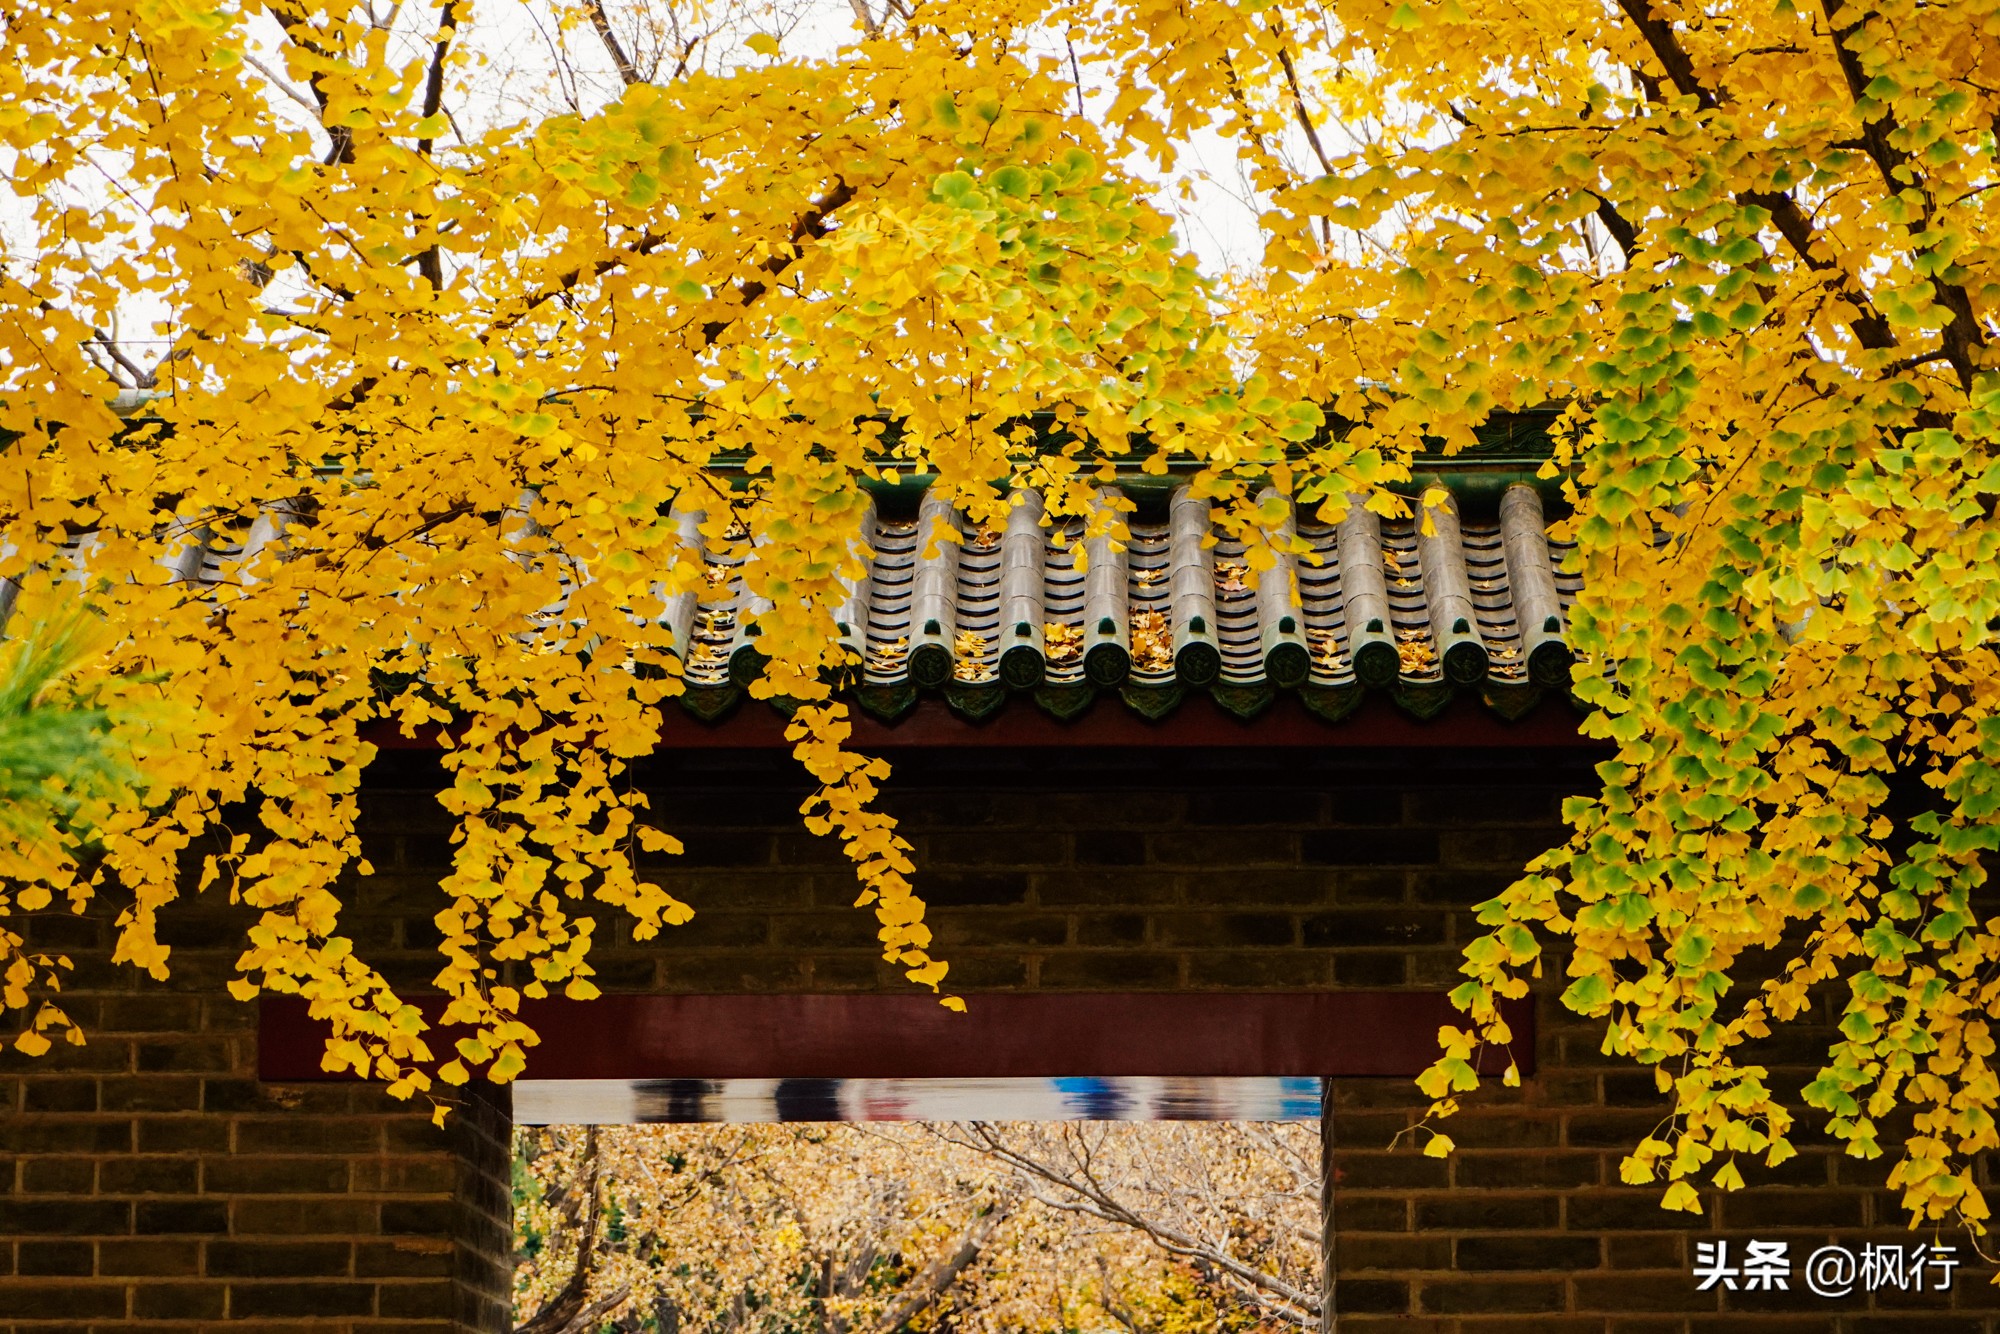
[5,482,1579,725]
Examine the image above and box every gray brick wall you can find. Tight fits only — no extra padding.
[0,898,510,1332]
[1,744,1994,1331]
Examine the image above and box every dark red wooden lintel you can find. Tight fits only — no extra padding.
[259,992,1532,1082]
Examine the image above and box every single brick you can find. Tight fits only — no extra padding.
[0,1200,132,1236]
[1441,829,1566,867]
[1339,1234,1453,1271]
[916,873,1030,908]
[1184,790,1326,826]
[376,1279,457,1318]
[1455,1153,1601,1190]
[18,1158,96,1194]
[1565,1194,1712,1232]
[1331,870,1409,905]
[200,1079,265,1114]
[919,955,1030,989]
[770,834,849,868]
[1150,831,1300,867]
[1334,1154,1452,1192]
[202,1156,351,1196]
[135,1038,234,1073]
[1415,1195,1560,1232]
[1153,913,1297,948]
[205,1239,353,1277]
[1456,1234,1600,1271]
[931,915,1069,948]
[651,912,772,949]
[1572,1273,1722,1312]
[98,1157,201,1195]
[1334,1278,1412,1314]
[1302,830,1440,866]
[768,913,882,950]
[1301,910,1447,948]
[1605,1233,1685,1270]
[102,1077,205,1113]
[132,1281,228,1320]
[0,1120,133,1155]
[1411,869,1515,907]
[1406,788,1560,826]
[135,1200,229,1234]
[1419,1277,1567,1314]
[1186,953,1330,988]
[20,1079,98,1113]
[97,1238,202,1276]
[1181,869,1329,906]
[1072,832,1148,866]
[1719,1189,1867,1229]
[1565,1111,1674,1148]
[136,1118,231,1154]
[356,1240,454,1279]
[380,1200,459,1236]
[1036,953,1180,989]
[15,1241,94,1276]
[226,1279,378,1317]
[1035,871,1176,906]
[0,1281,128,1318]
[232,1198,381,1236]
[671,832,777,868]
[1072,913,1148,946]
[1332,954,1409,986]
[924,832,1065,867]
[1325,791,1408,825]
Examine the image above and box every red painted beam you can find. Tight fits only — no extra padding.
[259,992,1532,1082]
[364,693,1600,751]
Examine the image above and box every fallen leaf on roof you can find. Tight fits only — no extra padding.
[1044,621,1082,662]
[1308,631,1346,672]
[1131,609,1172,672]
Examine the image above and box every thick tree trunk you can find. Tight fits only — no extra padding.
[1320,1078,1335,1334]
[519,1127,607,1334]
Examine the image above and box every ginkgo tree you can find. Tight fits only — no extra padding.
[4,0,1999,1240]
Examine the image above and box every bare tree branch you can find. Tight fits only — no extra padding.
[518,1126,607,1334]
[88,333,156,389]
[1817,0,1986,387]
[696,178,857,346]
[584,0,645,87]
[1587,191,1639,264]
[949,1124,1321,1325]
[1269,24,1334,177]
[416,0,458,290]
[868,1194,1012,1334]
[1611,0,1897,354]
